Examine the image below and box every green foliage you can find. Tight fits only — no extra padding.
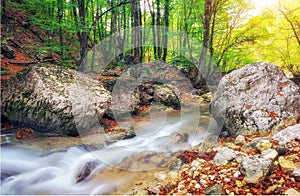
[7,0,300,73]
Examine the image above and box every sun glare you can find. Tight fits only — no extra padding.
[251,0,278,13]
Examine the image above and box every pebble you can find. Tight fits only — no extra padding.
[191,159,200,167]
[278,157,296,172]
[209,175,215,181]
[194,183,201,189]
[292,168,300,182]
[285,188,300,195]
[276,144,288,155]
[200,179,207,185]
[260,149,278,161]
[234,135,246,146]
[232,171,241,178]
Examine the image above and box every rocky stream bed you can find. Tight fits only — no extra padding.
[1,62,299,195]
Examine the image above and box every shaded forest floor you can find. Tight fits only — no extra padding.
[1,6,68,82]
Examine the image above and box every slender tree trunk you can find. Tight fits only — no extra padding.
[162,0,169,61]
[57,0,64,61]
[130,0,142,64]
[147,0,157,59]
[156,0,162,59]
[1,0,7,22]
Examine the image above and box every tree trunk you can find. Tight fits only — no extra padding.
[57,0,64,61]
[162,0,169,61]
[156,0,162,59]
[1,0,7,22]
[130,0,142,64]
[146,0,157,59]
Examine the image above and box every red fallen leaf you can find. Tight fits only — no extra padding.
[16,128,34,140]
[2,122,11,130]
[245,105,252,110]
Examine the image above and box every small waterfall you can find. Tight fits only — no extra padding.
[1,111,211,194]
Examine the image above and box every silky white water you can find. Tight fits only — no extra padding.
[1,110,214,194]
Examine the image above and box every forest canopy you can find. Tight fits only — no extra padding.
[2,0,299,74]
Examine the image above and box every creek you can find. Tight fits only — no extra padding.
[1,108,214,194]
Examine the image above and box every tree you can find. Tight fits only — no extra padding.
[130,0,142,63]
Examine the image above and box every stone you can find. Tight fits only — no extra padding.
[213,147,236,165]
[1,64,111,136]
[285,188,300,196]
[108,79,140,117]
[272,124,300,145]
[205,184,224,195]
[210,62,300,136]
[260,149,278,161]
[278,157,296,172]
[276,144,288,155]
[292,168,300,182]
[195,135,221,152]
[76,160,101,183]
[242,138,272,153]
[234,135,246,146]
[226,142,240,150]
[1,44,15,59]
[153,85,180,109]
[239,156,272,184]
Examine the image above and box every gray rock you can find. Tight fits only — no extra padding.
[276,144,288,155]
[213,147,236,165]
[239,156,272,184]
[272,124,300,145]
[242,137,272,153]
[260,149,278,161]
[205,184,224,195]
[211,62,300,136]
[195,135,221,152]
[76,160,101,183]
[292,168,300,182]
[108,79,140,117]
[234,135,246,146]
[1,44,15,59]
[1,64,111,136]
[153,85,180,109]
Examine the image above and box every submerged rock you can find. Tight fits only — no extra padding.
[76,160,101,183]
[211,62,300,136]
[1,64,111,136]
[239,156,272,184]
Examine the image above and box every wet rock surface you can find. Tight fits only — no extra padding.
[211,62,300,136]
[76,160,101,183]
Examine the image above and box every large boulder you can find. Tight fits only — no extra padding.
[1,64,111,136]
[211,62,300,136]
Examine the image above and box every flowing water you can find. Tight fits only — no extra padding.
[1,109,215,194]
